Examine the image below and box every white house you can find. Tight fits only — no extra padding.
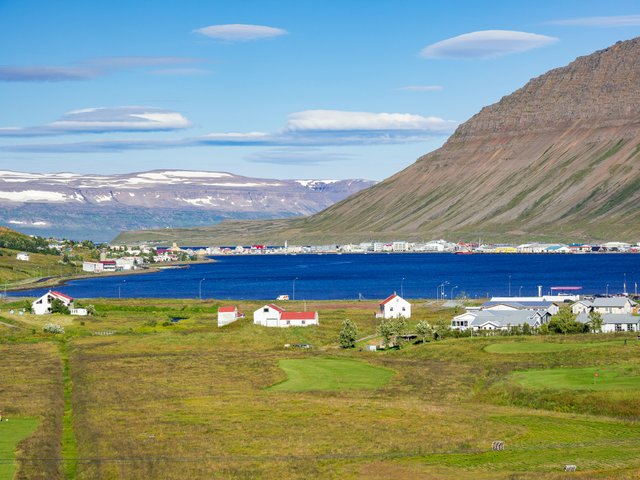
[591,297,637,315]
[218,306,240,327]
[451,310,545,332]
[16,252,30,261]
[253,304,319,327]
[32,291,74,315]
[571,300,593,315]
[576,312,639,333]
[482,300,559,315]
[379,293,411,319]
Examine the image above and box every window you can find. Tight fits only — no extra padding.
[286,320,290,325]
[302,320,306,325]
[627,324,634,331]
[390,307,394,311]
[615,324,622,332]
[402,307,406,311]
[263,308,269,312]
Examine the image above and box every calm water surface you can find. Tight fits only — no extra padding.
[10,253,640,300]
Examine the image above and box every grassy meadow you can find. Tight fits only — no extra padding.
[1,297,640,478]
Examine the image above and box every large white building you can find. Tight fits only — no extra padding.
[253,304,319,327]
[379,294,411,319]
[451,310,547,332]
[576,312,639,333]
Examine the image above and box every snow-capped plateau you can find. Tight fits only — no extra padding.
[0,169,375,241]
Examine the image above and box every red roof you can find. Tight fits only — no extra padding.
[267,304,285,313]
[100,260,117,265]
[218,306,236,313]
[380,293,398,306]
[280,311,316,321]
[51,291,73,302]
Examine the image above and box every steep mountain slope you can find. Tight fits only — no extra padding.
[116,37,640,245]
[0,170,373,241]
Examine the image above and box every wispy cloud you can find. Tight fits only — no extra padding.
[151,67,210,76]
[398,85,444,92]
[194,23,287,41]
[420,30,558,59]
[246,148,352,165]
[547,14,640,27]
[0,107,191,136]
[0,66,99,82]
[0,56,206,82]
[0,109,457,152]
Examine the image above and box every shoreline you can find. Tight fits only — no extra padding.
[3,258,216,293]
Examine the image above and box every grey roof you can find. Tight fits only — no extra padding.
[576,312,640,324]
[467,310,543,328]
[482,301,553,310]
[591,297,636,308]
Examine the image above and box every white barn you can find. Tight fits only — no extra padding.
[253,304,319,327]
[379,293,411,319]
[218,306,240,327]
[32,291,74,315]
[16,252,30,261]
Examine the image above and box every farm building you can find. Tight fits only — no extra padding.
[378,293,411,319]
[253,304,319,327]
[16,252,30,261]
[218,306,240,327]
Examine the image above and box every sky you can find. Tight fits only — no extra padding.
[1,0,640,181]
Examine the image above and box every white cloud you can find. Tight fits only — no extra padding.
[398,85,444,91]
[0,109,457,152]
[0,56,204,82]
[547,15,640,27]
[285,110,455,133]
[246,148,353,165]
[420,30,558,59]
[194,24,287,41]
[0,107,191,136]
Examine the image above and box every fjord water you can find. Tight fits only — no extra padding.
[11,253,640,300]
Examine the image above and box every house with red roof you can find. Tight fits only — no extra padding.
[32,291,75,315]
[218,305,241,327]
[253,304,319,327]
[379,293,411,319]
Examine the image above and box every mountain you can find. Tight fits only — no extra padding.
[117,37,640,245]
[0,170,374,242]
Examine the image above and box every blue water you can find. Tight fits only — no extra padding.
[10,253,640,300]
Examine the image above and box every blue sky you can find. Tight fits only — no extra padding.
[1,0,639,180]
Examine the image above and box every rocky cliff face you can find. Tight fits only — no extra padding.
[0,170,374,241]
[115,37,640,245]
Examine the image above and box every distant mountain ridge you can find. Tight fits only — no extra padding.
[115,37,640,246]
[0,170,374,241]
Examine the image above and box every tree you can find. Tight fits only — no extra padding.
[588,310,603,333]
[433,316,451,340]
[521,322,532,335]
[339,319,358,348]
[50,298,70,315]
[415,320,433,343]
[377,319,395,349]
[547,305,587,334]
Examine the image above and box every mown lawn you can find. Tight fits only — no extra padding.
[0,417,39,480]
[484,339,626,354]
[269,357,394,391]
[512,364,640,391]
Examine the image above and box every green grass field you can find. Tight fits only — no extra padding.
[513,364,640,391]
[0,417,39,480]
[484,339,627,354]
[269,357,394,391]
[2,297,640,479]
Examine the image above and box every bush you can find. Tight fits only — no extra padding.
[43,323,65,334]
[339,319,358,348]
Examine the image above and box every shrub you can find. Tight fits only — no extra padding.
[42,323,65,334]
